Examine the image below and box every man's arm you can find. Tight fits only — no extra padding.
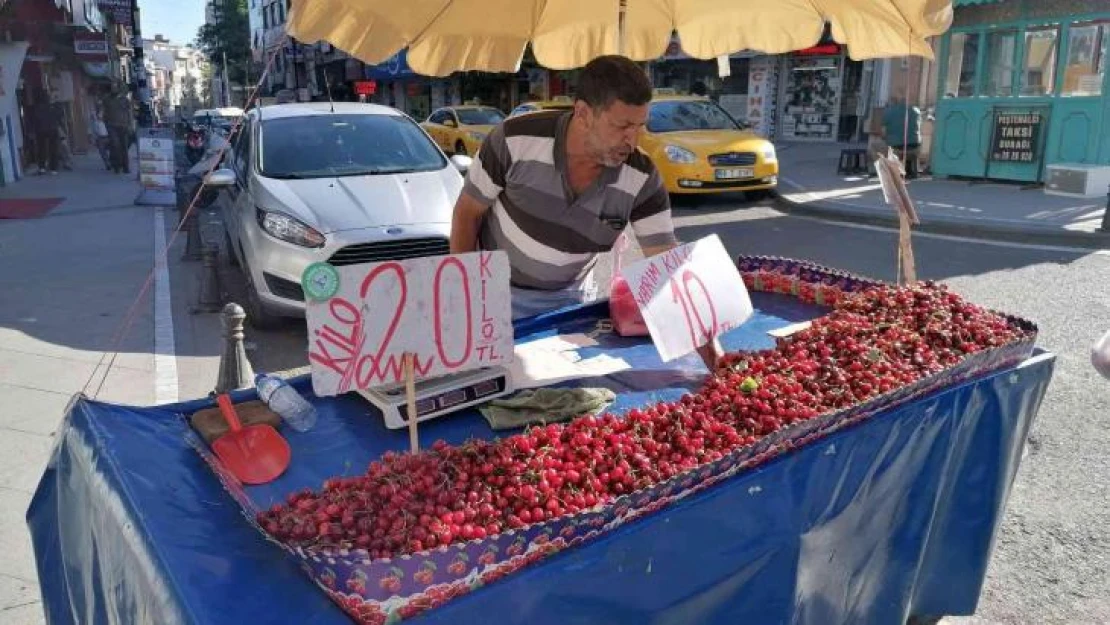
[450,125,510,253]
[450,193,490,254]
[629,168,722,371]
[629,168,678,257]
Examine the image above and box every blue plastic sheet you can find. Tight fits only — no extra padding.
[27,292,1055,625]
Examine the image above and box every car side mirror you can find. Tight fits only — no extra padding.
[451,154,473,174]
[205,168,236,188]
[443,118,457,128]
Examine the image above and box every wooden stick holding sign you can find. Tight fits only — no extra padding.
[875,149,921,285]
[404,353,418,453]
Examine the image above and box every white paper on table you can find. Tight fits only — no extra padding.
[767,320,812,338]
[508,334,629,389]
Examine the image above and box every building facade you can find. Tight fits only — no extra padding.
[931,0,1110,183]
[0,0,134,184]
[646,33,935,147]
[143,35,206,121]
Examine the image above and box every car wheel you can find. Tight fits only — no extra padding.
[243,272,284,331]
[745,189,771,202]
[224,228,240,268]
[455,140,467,156]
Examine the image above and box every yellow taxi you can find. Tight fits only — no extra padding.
[421,106,506,156]
[507,96,575,118]
[639,92,778,196]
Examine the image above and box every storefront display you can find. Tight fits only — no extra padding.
[780,55,842,141]
[932,2,1110,183]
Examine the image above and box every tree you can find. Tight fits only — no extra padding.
[195,0,251,94]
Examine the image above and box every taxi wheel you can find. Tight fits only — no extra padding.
[455,141,467,156]
[746,189,771,202]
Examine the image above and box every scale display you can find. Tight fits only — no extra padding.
[357,366,513,429]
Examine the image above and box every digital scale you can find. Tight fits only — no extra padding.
[356,366,514,429]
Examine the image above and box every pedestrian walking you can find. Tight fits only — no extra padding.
[55,100,74,171]
[882,93,922,179]
[89,103,111,169]
[103,85,133,174]
[28,89,60,175]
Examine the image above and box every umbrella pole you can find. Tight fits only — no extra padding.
[617,0,627,55]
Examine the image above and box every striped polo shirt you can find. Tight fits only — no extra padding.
[461,111,677,290]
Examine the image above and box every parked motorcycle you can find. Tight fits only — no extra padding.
[176,127,232,215]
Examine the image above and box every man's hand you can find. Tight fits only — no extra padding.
[695,336,724,372]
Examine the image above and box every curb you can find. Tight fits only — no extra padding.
[772,193,1110,250]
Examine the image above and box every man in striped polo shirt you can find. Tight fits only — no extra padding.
[450,55,678,318]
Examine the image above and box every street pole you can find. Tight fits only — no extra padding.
[1100,184,1110,233]
[129,0,152,127]
[222,51,231,107]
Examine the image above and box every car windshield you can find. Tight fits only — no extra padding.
[456,108,504,125]
[647,100,744,133]
[258,114,447,179]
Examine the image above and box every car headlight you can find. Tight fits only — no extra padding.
[256,208,326,248]
[664,145,697,164]
[761,145,777,162]
[467,131,487,141]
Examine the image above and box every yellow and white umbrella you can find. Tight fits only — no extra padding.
[288,0,953,77]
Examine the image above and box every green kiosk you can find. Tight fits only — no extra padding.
[932,0,1110,188]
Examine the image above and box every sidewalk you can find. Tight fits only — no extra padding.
[773,141,1110,248]
[0,146,315,623]
[0,150,169,624]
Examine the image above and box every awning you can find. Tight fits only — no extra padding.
[288,0,955,77]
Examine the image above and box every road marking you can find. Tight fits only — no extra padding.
[778,174,1105,231]
[153,208,179,404]
[799,215,1110,256]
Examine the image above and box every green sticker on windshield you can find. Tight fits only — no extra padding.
[302,262,340,301]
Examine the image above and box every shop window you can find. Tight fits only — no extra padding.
[1020,27,1058,96]
[985,31,1017,96]
[1061,21,1107,96]
[944,32,978,97]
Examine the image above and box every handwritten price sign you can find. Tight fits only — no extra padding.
[618,235,753,362]
[305,251,513,397]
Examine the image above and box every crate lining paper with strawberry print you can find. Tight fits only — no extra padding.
[188,254,1038,624]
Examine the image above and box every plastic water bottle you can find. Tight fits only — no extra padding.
[255,373,317,432]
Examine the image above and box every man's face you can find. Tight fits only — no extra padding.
[578,99,648,168]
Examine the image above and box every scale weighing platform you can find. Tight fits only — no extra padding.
[357,366,514,429]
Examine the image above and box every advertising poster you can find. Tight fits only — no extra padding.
[745,57,778,138]
[137,128,175,195]
[781,56,842,141]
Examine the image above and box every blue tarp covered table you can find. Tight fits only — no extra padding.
[27,293,1055,625]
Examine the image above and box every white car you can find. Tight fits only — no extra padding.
[205,102,471,327]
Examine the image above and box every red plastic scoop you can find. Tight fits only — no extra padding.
[212,394,291,485]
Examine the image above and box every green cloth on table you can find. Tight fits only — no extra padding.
[480,387,616,430]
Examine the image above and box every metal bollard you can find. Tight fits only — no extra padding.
[193,245,224,313]
[182,209,203,261]
[1100,184,1110,233]
[215,303,256,393]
